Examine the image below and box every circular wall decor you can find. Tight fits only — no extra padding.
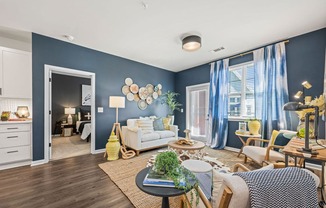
[125,78,133,86]
[130,84,139,94]
[157,89,162,96]
[139,87,149,100]
[122,85,130,95]
[134,94,140,102]
[126,92,134,101]
[138,100,148,110]
[146,96,153,105]
[146,84,154,94]
[157,84,162,90]
[152,92,158,99]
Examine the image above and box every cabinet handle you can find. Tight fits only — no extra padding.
[7,136,18,139]
[7,150,18,154]
[7,128,18,130]
[0,88,2,95]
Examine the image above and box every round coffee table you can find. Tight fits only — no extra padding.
[135,167,192,208]
[168,140,206,160]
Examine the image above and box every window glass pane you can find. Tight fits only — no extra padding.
[228,63,255,118]
[190,90,207,137]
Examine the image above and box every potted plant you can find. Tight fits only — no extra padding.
[247,118,261,135]
[153,151,199,206]
[162,91,182,125]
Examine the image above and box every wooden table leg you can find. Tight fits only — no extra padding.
[162,197,170,208]
[237,136,246,157]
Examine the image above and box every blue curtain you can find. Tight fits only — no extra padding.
[207,59,229,149]
[253,42,291,139]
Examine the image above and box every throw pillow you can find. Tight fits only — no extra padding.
[273,133,291,151]
[137,119,154,134]
[268,130,280,146]
[153,118,164,131]
[162,117,171,130]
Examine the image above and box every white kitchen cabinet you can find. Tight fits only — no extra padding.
[0,46,32,98]
[0,122,32,170]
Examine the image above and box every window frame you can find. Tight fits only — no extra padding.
[228,61,255,120]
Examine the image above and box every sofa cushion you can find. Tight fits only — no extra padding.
[137,119,154,134]
[153,118,164,131]
[156,130,175,139]
[141,132,160,142]
[162,117,171,130]
[243,146,285,163]
[127,119,138,128]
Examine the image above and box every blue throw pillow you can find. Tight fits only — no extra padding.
[274,133,291,151]
[153,118,164,131]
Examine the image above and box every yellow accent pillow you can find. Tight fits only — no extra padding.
[162,117,171,130]
[268,130,280,146]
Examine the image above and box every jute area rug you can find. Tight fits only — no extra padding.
[98,147,259,208]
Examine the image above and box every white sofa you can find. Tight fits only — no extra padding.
[121,118,178,155]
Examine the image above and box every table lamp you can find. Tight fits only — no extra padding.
[283,102,319,155]
[64,107,76,125]
[109,96,125,123]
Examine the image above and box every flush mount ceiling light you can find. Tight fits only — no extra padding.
[182,35,201,52]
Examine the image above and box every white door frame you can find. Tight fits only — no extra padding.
[44,64,96,163]
[186,83,210,141]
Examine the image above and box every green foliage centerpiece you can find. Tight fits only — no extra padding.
[153,151,199,206]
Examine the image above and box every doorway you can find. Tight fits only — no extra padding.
[186,83,210,142]
[44,65,96,163]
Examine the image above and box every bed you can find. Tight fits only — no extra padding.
[76,120,91,142]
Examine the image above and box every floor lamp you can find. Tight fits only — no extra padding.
[109,96,136,159]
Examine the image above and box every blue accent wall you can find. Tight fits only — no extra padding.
[175,28,326,148]
[32,33,175,161]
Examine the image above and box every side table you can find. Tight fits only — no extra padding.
[168,140,206,160]
[135,167,193,208]
[235,132,261,157]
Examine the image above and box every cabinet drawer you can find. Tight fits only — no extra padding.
[0,124,30,133]
[0,132,30,148]
[0,146,30,164]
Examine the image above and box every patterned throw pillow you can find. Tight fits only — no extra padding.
[153,118,164,131]
[274,133,291,151]
[137,119,154,134]
[162,117,171,130]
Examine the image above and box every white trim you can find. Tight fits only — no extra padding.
[224,146,240,153]
[0,161,31,170]
[93,148,106,154]
[44,64,96,164]
[31,159,47,166]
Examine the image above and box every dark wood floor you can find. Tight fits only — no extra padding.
[0,154,134,208]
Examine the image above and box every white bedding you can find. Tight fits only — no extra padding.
[81,123,91,140]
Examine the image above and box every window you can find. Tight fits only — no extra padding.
[228,62,255,118]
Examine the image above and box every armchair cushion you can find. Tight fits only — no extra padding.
[243,146,285,163]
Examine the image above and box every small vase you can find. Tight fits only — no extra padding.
[248,120,261,135]
[106,132,121,161]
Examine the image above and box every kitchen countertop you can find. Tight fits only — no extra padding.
[0,120,32,124]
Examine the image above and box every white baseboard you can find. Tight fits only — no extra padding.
[93,148,105,154]
[31,159,47,166]
[224,146,240,153]
[0,161,31,170]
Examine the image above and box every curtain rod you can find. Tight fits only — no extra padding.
[209,40,289,64]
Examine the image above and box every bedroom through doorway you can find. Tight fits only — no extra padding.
[51,74,92,160]
[44,65,96,163]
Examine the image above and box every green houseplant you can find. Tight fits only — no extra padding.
[162,91,182,124]
[153,151,199,206]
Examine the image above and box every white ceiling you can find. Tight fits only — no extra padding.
[0,0,325,72]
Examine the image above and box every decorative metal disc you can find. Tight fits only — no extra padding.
[139,87,149,100]
[157,84,162,90]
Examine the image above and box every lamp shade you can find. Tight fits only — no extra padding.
[182,35,201,51]
[64,107,76,115]
[109,96,125,108]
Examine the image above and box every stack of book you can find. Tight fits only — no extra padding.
[143,168,186,188]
